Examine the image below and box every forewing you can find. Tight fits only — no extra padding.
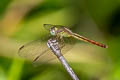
[18,37,76,64]
[18,39,53,62]
[44,24,65,31]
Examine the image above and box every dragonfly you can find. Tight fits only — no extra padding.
[18,24,108,64]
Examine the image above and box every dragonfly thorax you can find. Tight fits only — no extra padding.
[50,26,72,38]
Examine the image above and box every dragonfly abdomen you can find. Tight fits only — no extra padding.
[72,33,108,48]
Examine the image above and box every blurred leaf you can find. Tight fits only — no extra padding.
[8,58,24,80]
[25,0,65,20]
[0,67,7,80]
[0,0,11,18]
[85,0,119,26]
[108,37,120,63]
[30,68,67,80]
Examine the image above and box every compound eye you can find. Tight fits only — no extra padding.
[50,28,56,35]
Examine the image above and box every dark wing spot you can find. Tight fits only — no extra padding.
[33,56,40,63]
[18,45,24,53]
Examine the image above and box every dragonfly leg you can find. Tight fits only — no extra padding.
[59,37,65,49]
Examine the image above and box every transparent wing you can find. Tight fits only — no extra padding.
[18,39,50,62]
[44,24,64,30]
[18,37,76,64]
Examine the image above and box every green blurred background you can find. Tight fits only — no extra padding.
[0,0,120,80]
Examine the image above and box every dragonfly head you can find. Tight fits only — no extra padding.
[50,26,58,36]
[43,24,57,35]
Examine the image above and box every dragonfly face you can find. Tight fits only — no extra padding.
[50,27,58,36]
[44,24,59,36]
